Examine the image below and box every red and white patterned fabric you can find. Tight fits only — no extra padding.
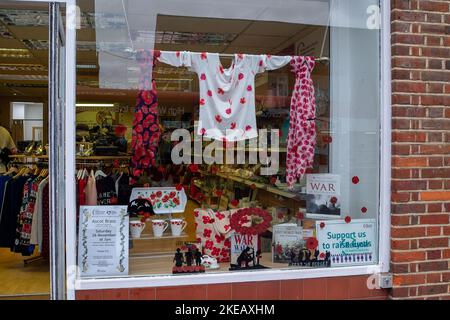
[286,56,316,188]
[194,208,236,262]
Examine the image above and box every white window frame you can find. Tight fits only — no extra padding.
[6,0,391,300]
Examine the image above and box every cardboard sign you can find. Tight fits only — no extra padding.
[316,219,376,267]
[78,206,129,277]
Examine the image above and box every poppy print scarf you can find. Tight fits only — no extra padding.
[131,50,161,184]
[286,56,316,188]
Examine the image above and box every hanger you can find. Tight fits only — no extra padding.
[94,169,107,179]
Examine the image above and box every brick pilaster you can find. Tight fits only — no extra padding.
[391,0,450,300]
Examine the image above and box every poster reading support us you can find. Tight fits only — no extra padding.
[316,219,376,267]
[78,206,129,277]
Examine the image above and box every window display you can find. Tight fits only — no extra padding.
[74,0,382,281]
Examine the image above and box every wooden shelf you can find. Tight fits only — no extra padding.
[131,233,188,241]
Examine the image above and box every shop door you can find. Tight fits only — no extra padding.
[48,2,66,300]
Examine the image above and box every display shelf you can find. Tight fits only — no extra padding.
[131,233,188,241]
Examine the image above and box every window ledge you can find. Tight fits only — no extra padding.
[75,264,382,291]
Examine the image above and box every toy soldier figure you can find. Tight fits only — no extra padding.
[194,248,202,266]
[173,248,184,267]
[185,248,193,266]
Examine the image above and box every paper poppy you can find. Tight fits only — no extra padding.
[361,207,367,213]
[352,176,360,184]
[345,216,352,223]
[306,237,318,250]
[230,199,239,207]
[319,252,325,259]
[320,222,325,229]
[330,196,338,204]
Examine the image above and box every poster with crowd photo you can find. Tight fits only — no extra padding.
[306,174,341,219]
[316,219,376,267]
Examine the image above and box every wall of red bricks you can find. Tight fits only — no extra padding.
[75,276,388,300]
[391,0,450,300]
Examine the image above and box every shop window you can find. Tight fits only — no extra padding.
[74,0,382,280]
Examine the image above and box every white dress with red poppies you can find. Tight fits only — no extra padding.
[159,51,292,141]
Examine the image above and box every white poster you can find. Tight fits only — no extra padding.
[316,219,376,267]
[78,206,129,277]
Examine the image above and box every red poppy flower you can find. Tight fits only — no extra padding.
[200,128,206,135]
[230,122,236,129]
[319,252,325,259]
[217,88,224,95]
[345,216,352,223]
[215,189,224,197]
[330,196,338,204]
[200,73,206,80]
[230,199,239,207]
[189,164,199,173]
[245,125,252,131]
[225,108,232,115]
[175,184,183,191]
[169,191,176,198]
[238,73,244,81]
[361,207,367,213]
[173,198,180,205]
[352,176,360,184]
[207,90,212,97]
[215,115,222,123]
[156,191,162,198]
[320,222,325,229]
[162,195,169,203]
[247,85,252,91]
[306,237,318,250]
[240,97,246,104]
[199,98,205,106]
[200,52,207,60]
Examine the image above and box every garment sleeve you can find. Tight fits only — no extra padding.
[158,51,194,70]
[252,54,292,74]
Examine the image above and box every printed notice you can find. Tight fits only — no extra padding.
[78,206,129,277]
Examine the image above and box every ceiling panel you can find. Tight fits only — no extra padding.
[229,34,288,48]
[156,15,251,34]
[8,26,48,40]
[244,21,305,37]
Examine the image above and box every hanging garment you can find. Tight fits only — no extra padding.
[130,50,161,183]
[286,56,316,188]
[96,175,118,205]
[30,177,48,248]
[78,176,87,206]
[84,171,97,206]
[40,183,49,259]
[0,176,29,248]
[159,51,292,141]
[13,175,43,251]
[0,175,12,225]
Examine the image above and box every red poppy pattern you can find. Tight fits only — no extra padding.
[286,56,316,188]
[194,208,234,262]
[131,50,161,184]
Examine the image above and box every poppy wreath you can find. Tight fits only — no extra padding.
[229,208,272,235]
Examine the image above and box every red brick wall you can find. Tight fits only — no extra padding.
[391,0,450,300]
[75,276,388,300]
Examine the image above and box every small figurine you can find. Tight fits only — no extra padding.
[194,248,202,266]
[173,248,184,267]
[236,246,253,268]
[185,248,193,266]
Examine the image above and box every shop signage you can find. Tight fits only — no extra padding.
[316,219,376,267]
[78,206,129,277]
